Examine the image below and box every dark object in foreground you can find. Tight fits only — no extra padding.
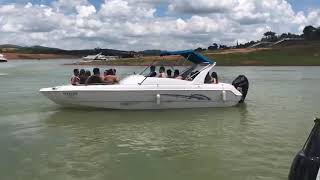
[289,118,320,180]
[232,75,249,103]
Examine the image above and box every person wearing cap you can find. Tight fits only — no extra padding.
[147,65,157,77]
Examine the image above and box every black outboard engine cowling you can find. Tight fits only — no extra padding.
[232,75,249,103]
[289,118,320,180]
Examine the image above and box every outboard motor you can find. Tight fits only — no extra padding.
[289,118,320,180]
[232,75,249,103]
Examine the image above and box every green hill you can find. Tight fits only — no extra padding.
[72,42,320,66]
[206,42,320,66]
[0,44,23,49]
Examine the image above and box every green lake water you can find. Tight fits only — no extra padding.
[0,60,320,180]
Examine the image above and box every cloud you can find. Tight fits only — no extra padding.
[0,4,66,33]
[76,5,96,18]
[305,10,320,26]
[51,0,90,12]
[0,0,319,50]
[169,0,237,14]
[99,0,155,19]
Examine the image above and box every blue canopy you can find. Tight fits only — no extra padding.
[160,50,214,64]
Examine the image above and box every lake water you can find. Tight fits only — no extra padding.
[0,60,320,180]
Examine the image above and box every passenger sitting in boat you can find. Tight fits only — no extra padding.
[158,66,166,78]
[86,68,103,85]
[104,69,119,84]
[71,69,80,85]
[204,73,212,84]
[103,70,109,81]
[79,69,86,84]
[147,65,157,77]
[211,72,219,84]
[173,69,179,78]
[173,69,182,79]
[85,70,91,80]
[166,69,172,78]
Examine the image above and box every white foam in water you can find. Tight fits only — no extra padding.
[0,73,8,76]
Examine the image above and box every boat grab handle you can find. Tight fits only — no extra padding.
[138,76,148,85]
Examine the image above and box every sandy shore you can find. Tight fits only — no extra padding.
[3,53,78,60]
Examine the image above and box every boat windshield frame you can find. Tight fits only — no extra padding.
[137,51,215,85]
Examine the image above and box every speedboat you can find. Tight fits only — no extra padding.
[40,50,249,110]
[82,52,118,61]
[0,54,7,62]
[82,52,107,61]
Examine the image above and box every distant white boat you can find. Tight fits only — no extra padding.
[0,54,7,62]
[82,52,119,61]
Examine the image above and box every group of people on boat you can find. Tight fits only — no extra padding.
[147,65,181,79]
[146,65,219,84]
[71,68,119,85]
[70,66,218,85]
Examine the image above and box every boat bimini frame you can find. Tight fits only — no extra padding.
[137,49,217,85]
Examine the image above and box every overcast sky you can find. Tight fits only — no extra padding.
[0,0,319,50]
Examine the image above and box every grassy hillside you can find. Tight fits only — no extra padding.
[0,44,22,49]
[207,43,320,66]
[0,45,135,58]
[2,41,320,65]
[72,43,320,66]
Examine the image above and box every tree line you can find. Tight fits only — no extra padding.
[195,25,320,51]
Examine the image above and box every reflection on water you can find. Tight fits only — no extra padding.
[40,107,251,179]
[1,60,320,180]
[44,106,250,153]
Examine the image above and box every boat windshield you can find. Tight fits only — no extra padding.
[139,63,210,81]
[138,50,214,82]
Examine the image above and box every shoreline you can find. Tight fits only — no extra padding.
[2,52,78,60]
[3,45,320,66]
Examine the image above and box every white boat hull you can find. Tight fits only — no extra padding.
[0,54,7,62]
[40,83,242,110]
[40,58,248,110]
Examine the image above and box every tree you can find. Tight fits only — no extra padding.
[263,31,277,42]
[264,31,276,38]
[94,47,101,53]
[279,32,301,39]
[303,25,317,40]
[280,33,288,39]
[208,43,218,50]
[264,31,276,37]
[316,27,320,40]
[219,45,229,49]
[195,47,205,52]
